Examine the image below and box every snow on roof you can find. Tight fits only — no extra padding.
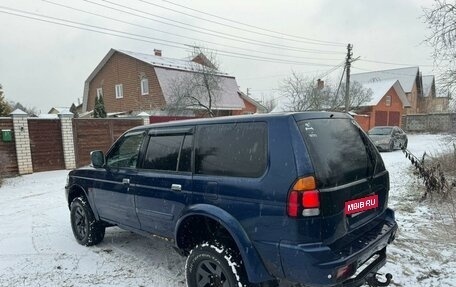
[352,67,419,93]
[238,91,267,113]
[38,114,59,119]
[83,49,232,112]
[49,107,71,114]
[422,75,434,97]
[155,67,244,110]
[118,50,228,76]
[361,79,411,107]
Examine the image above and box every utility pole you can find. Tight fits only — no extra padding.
[345,44,353,113]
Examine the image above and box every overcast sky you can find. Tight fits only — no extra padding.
[0,0,437,114]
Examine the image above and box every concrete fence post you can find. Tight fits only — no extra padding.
[58,111,76,170]
[10,109,33,175]
[138,112,150,126]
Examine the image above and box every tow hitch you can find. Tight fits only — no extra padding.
[341,247,395,287]
[366,273,392,287]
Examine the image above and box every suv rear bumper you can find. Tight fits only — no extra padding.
[279,208,397,286]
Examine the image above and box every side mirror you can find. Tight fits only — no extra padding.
[90,150,105,168]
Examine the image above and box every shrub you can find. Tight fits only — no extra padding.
[403,144,456,229]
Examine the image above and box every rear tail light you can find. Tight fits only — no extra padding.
[287,176,320,217]
[336,263,355,280]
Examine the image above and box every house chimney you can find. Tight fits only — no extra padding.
[154,49,162,56]
[317,79,324,90]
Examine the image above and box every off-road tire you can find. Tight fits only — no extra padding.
[70,196,105,246]
[186,242,249,287]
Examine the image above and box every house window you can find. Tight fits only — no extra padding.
[385,95,391,107]
[96,88,103,98]
[115,84,123,99]
[141,78,149,95]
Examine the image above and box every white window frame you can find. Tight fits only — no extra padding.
[385,95,391,107]
[115,84,123,99]
[96,87,103,98]
[141,78,149,95]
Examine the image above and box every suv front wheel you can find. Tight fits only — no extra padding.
[186,242,248,287]
[70,197,105,246]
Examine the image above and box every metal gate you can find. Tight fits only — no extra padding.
[388,112,400,126]
[28,119,65,172]
[375,111,388,126]
[73,119,143,167]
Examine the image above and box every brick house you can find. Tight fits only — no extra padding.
[420,75,449,113]
[82,49,263,117]
[354,80,411,131]
[351,67,449,115]
[233,91,267,115]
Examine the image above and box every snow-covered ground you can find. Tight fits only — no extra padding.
[381,134,456,287]
[0,134,455,286]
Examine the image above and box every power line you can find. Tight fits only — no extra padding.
[0,6,340,67]
[160,0,346,46]
[137,0,345,47]
[359,58,434,68]
[42,0,342,62]
[317,61,345,79]
[86,0,345,55]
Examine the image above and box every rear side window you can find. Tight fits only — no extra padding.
[298,119,369,188]
[143,134,192,172]
[195,122,267,177]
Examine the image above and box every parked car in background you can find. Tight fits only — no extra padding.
[368,126,408,152]
[65,112,397,287]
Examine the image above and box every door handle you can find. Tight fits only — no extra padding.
[171,184,182,192]
[122,178,130,185]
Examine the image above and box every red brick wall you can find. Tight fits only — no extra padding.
[232,98,256,115]
[356,87,405,130]
[88,52,167,113]
[0,118,18,176]
[354,115,371,131]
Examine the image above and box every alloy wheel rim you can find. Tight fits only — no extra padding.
[74,206,88,239]
[196,259,229,287]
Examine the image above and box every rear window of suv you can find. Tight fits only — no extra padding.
[195,122,267,178]
[298,119,369,188]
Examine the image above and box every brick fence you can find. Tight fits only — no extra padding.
[402,113,456,133]
[0,110,148,176]
[0,117,18,176]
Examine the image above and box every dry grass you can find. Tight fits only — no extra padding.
[420,142,456,232]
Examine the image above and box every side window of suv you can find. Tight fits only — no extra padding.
[142,134,193,172]
[106,132,145,168]
[195,122,267,177]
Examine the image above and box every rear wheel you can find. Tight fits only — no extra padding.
[70,197,105,246]
[186,242,249,287]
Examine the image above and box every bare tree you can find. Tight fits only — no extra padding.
[279,72,371,112]
[262,97,277,113]
[339,81,373,111]
[280,71,331,111]
[0,84,12,117]
[166,47,222,117]
[9,101,37,116]
[423,0,456,107]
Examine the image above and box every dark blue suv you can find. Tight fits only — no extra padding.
[65,112,397,287]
